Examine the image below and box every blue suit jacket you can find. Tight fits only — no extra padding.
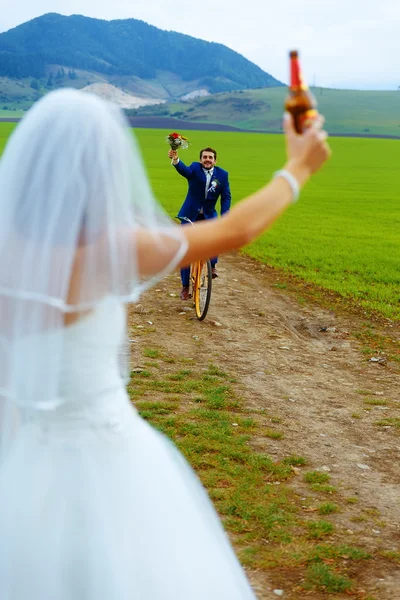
[175,160,231,222]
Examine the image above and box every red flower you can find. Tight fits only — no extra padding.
[165,132,190,150]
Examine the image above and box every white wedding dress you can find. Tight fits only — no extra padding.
[0,297,256,599]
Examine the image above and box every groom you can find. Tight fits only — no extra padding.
[168,146,231,300]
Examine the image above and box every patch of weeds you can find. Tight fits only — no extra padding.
[345,497,359,504]
[307,520,335,539]
[351,515,367,523]
[181,380,207,393]
[270,417,282,424]
[283,455,307,467]
[380,550,400,563]
[143,361,160,368]
[309,544,370,561]
[202,374,221,383]
[363,507,380,518]
[337,546,370,560]
[265,429,284,440]
[168,370,192,381]
[303,562,352,593]
[205,389,228,410]
[364,398,388,406]
[179,357,194,364]
[207,365,228,378]
[240,418,256,429]
[375,418,400,428]
[151,417,177,435]
[135,401,177,416]
[352,413,361,419]
[304,471,330,485]
[356,389,373,396]
[143,348,160,359]
[131,369,152,378]
[171,369,194,381]
[238,545,261,567]
[162,356,176,364]
[149,380,178,393]
[245,454,293,482]
[318,502,339,515]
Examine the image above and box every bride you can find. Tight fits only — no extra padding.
[0,89,330,599]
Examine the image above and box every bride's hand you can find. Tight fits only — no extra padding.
[283,112,331,182]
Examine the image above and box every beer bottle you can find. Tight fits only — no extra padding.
[284,50,318,133]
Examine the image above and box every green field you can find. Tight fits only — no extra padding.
[140,87,400,136]
[136,128,400,321]
[1,124,399,320]
[0,111,24,118]
[0,77,38,111]
[2,81,400,136]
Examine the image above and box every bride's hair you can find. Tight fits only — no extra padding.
[0,89,187,451]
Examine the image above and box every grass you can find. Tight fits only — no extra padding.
[134,128,400,322]
[1,124,399,323]
[318,502,339,515]
[374,418,400,428]
[0,109,24,117]
[364,398,388,406]
[2,78,400,136]
[143,348,161,359]
[304,471,331,485]
[124,345,393,594]
[0,77,37,111]
[0,123,17,153]
[139,86,400,137]
[304,562,352,593]
[307,520,335,539]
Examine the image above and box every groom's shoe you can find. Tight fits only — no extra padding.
[180,286,191,300]
[212,267,218,279]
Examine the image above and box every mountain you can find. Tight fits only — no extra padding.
[0,13,282,108]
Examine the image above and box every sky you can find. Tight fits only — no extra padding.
[0,0,398,90]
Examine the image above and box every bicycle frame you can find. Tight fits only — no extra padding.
[176,216,213,321]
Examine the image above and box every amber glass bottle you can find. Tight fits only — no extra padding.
[284,50,318,133]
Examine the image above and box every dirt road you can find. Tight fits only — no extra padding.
[129,252,400,599]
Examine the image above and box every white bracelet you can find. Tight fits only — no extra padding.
[273,169,300,203]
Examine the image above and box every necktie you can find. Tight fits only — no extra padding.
[205,170,212,198]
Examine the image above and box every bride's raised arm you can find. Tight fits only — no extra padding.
[136,114,330,276]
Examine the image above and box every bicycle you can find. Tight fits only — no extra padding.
[176,216,213,321]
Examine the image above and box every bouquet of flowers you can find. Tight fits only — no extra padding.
[166,132,190,151]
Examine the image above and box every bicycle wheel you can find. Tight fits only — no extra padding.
[194,259,212,321]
